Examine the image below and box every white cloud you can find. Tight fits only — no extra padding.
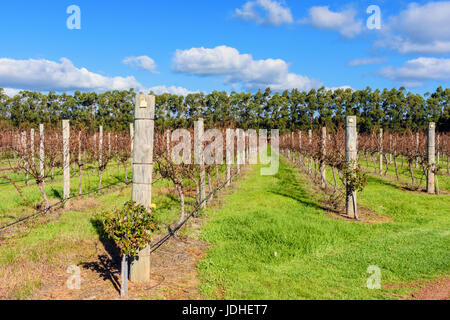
[148,85,197,95]
[379,57,450,86]
[235,0,293,26]
[2,88,22,97]
[123,55,158,73]
[0,57,142,92]
[326,86,353,91]
[172,45,322,91]
[0,57,196,96]
[380,1,450,54]
[299,6,363,38]
[348,57,386,67]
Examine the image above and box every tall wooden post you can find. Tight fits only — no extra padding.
[226,129,233,187]
[62,120,70,200]
[427,122,436,194]
[308,129,312,175]
[415,132,419,168]
[130,123,134,155]
[99,126,103,170]
[320,127,327,188]
[291,132,295,162]
[437,134,440,165]
[39,124,44,179]
[346,116,358,218]
[130,94,155,283]
[78,131,82,196]
[30,128,35,163]
[379,128,383,174]
[298,131,302,164]
[195,119,206,208]
[21,131,28,185]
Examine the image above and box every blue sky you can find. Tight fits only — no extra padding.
[0,0,449,95]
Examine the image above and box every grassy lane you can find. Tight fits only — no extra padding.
[198,157,450,299]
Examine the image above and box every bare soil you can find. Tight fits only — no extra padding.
[385,277,450,300]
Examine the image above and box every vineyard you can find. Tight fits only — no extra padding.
[0,89,449,300]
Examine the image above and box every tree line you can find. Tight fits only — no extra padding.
[0,86,449,133]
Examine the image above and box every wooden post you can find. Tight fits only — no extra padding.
[291,132,295,162]
[225,129,233,187]
[437,134,440,165]
[298,131,302,164]
[99,126,103,170]
[129,94,155,283]
[195,119,206,208]
[236,129,245,174]
[346,116,358,218]
[62,120,70,200]
[427,122,436,194]
[30,128,35,163]
[379,128,383,174]
[78,131,82,196]
[39,124,44,179]
[389,133,392,163]
[130,123,134,155]
[308,129,312,175]
[320,127,327,188]
[415,132,419,168]
[21,131,28,185]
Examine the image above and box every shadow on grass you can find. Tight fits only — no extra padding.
[269,163,336,214]
[50,188,63,200]
[81,217,122,294]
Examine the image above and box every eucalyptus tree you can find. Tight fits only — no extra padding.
[316,87,334,129]
[305,88,318,129]
[331,89,345,128]
[367,89,385,132]
[288,89,308,130]
[405,92,426,131]
[0,88,9,123]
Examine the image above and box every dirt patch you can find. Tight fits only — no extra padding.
[326,206,393,224]
[34,235,209,300]
[63,198,100,212]
[385,277,450,300]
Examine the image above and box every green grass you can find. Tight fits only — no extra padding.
[198,157,450,299]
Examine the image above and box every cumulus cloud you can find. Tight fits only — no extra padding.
[299,6,363,38]
[379,57,450,86]
[0,57,142,92]
[172,45,321,91]
[380,1,450,54]
[348,57,386,67]
[0,57,196,96]
[123,55,158,73]
[234,0,293,26]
